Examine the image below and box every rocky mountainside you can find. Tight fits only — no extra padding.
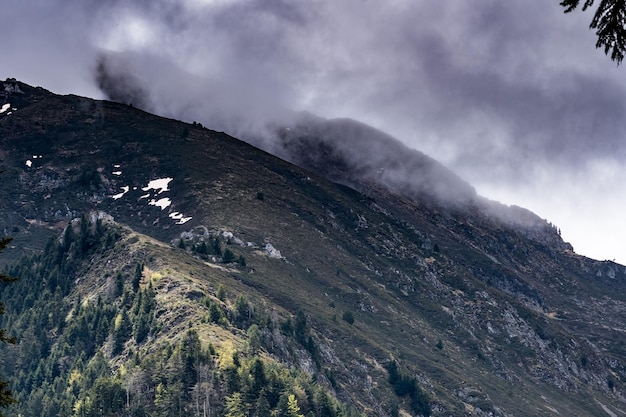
[1,78,625,417]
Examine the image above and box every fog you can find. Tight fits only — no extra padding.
[2,0,626,263]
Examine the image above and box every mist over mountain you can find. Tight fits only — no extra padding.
[95,56,565,244]
[1,79,626,417]
[95,50,298,140]
[95,53,478,205]
[4,0,626,265]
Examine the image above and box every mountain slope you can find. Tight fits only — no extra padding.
[1,79,626,417]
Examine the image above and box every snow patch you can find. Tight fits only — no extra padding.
[25,160,32,167]
[0,103,10,113]
[112,186,130,200]
[142,177,172,194]
[111,176,191,224]
[169,212,192,224]
[149,197,172,210]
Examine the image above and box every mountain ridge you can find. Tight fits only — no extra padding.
[1,79,625,417]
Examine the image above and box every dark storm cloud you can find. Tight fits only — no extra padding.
[2,0,626,262]
[391,2,626,177]
[409,30,626,169]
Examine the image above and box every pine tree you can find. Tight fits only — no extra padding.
[248,358,266,400]
[256,392,271,417]
[287,394,304,417]
[225,392,246,417]
[223,248,235,264]
[0,237,17,414]
[132,263,143,293]
[212,236,222,256]
[561,0,626,64]
[247,325,262,355]
[113,310,132,355]
[315,391,336,417]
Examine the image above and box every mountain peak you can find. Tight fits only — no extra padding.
[270,115,478,207]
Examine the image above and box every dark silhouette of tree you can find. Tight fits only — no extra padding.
[342,311,354,325]
[223,248,236,263]
[561,0,626,64]
[132,263,143,293]
[385,360,431,417]
[256,392,271,417]
[0,237,17,414]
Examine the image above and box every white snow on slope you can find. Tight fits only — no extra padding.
[169,212,192,224]
[112,176,192,224]
[149,197,172,210]
[112,186,130,200]
[142,177,172,194]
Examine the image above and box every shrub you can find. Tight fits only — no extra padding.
[342,311,354,325]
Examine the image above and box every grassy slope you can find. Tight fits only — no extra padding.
[1,84,626,416]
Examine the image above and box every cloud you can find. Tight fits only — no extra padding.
[1,0,102,96]
[2,0,626,263]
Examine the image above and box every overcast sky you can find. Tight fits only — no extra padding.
[3,0,626,264]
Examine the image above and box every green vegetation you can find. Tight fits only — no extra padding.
[385,361,431,417]
[223,248,236,264]
[341,311,355,325]
[187,235,246,267]
[0,217,361,417]
[0,237,17,415]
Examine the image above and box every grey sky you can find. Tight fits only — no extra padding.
[3,0,625,263]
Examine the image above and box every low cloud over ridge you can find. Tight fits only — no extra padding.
[2,0,626,263]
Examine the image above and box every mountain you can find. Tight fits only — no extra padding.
[1,78,626,417]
